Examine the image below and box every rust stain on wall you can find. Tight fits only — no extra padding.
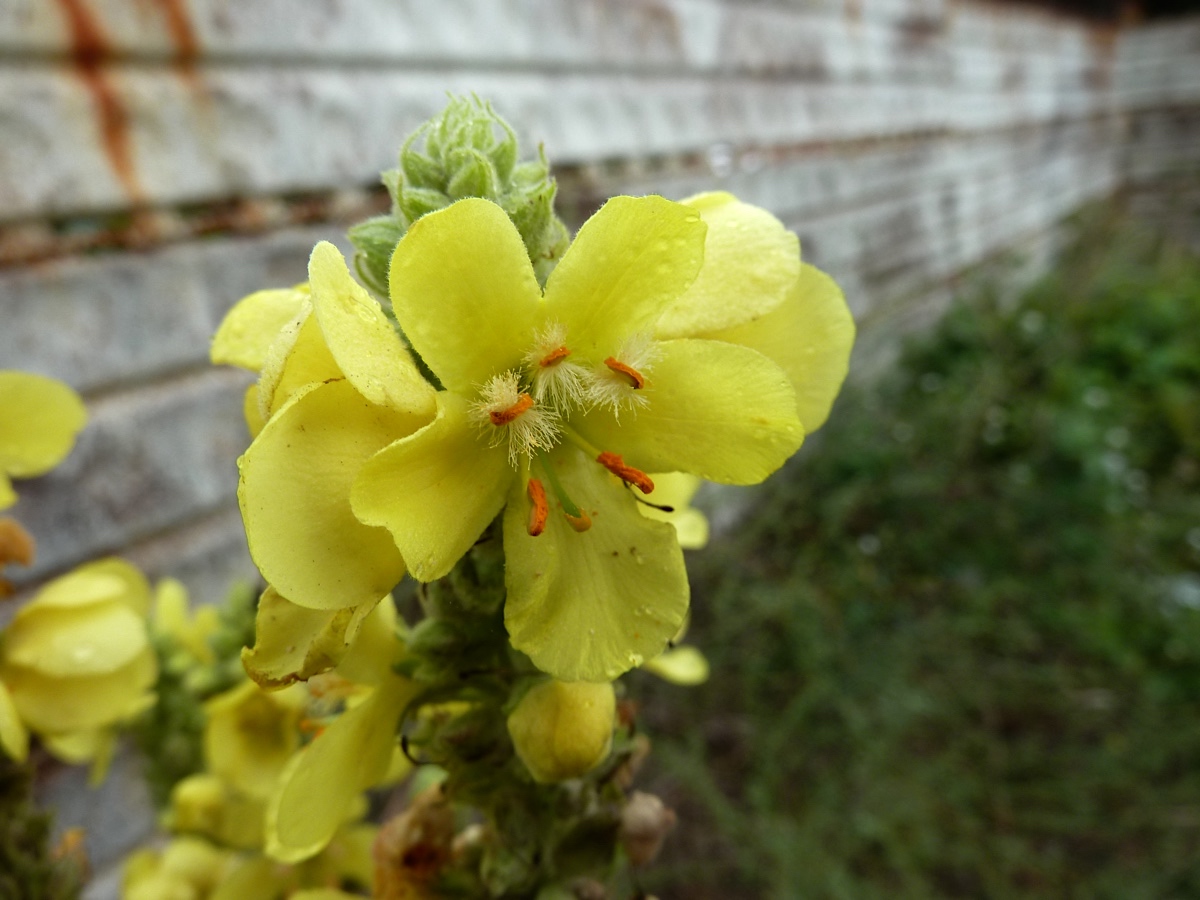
[54,0,146,204]
[149,0,202,82]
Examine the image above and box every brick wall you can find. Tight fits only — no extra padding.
[1,0,1197,887]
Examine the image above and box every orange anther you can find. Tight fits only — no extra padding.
[527,478,548,536]
[597,452,655,494]
[489,392,534,425]
[539,346,572,367]
[0,518,35,569]
[604,357,645,389]
[298,718,326,737]
[565,509,592,532]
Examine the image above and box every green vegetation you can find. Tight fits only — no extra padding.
[0,755,83,900]
[640,206,1200,898]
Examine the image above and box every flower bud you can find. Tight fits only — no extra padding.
[619,791,676,867]
[506,680,615,784]
[349,96,569,296]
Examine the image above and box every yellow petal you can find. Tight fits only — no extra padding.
[239,379,416,611]
[656,192,800,339]
[153,577,217,665]
[258,310,341,422]
[266,675,415,863]
[0,475,15,511]
[308,242,436,418]
[705,263,855,433]
[204,680,307,799]
[389,198,542,393]
[0,371,87,478]
[169,773,266,849]
[24,557,151,615]
[545,195,706,358]
[3,598,147,676]
[638,472,709,550]
[642,646,710,685]
[4,649,156,733]
[241,587,380,689]
[243,384,265,439]
[210,857,287,900]
[334,595,401,686]
[211,285,311,371]
[51,726,105,763]
[576,339,803,485]
[351,392,513,582]
[503,447,689,682]
[0,680,29,762]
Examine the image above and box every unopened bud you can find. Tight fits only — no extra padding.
[506,680,615,783]
[620,791,677,867]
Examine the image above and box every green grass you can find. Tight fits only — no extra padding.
[636,204,1200,899]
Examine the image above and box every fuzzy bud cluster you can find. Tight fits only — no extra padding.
[349,95,569,296]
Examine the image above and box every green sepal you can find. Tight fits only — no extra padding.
[346,215,407,298]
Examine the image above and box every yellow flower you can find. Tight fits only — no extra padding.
[0,558,156,766]
[506,679,616,783]
[168,772,268,850]
[213,250,433,621]
[203,679,308,799]
[0,370,87,510]
[123,835,234,900]
[265,599,414,863]
[122,829,376,900]
[223,192,851,684]
[153,576,220,666]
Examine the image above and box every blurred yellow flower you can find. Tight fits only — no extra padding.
[168,772,268,850]
[0,370,87,510]
[123,835,234,900]
[153,576,220,667]
[0,558,156,768]
[203,679,308,799]
[265,599,413,864]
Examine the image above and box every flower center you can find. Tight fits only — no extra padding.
[470,370,560,465]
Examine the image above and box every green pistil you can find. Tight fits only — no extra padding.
[536,452,583,519]
[561,424,602,459]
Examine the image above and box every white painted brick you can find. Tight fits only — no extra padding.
[7,367,252,583]
[0,226,350,392]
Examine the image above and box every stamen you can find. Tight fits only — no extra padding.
[527,478,548,536]
[604,357,645,389]
[524,322,590,410]
[489,392,534,426]
[540,346,571,367]
[586,334,658,417]
[469,370,562,466]
[597,452,655,494]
